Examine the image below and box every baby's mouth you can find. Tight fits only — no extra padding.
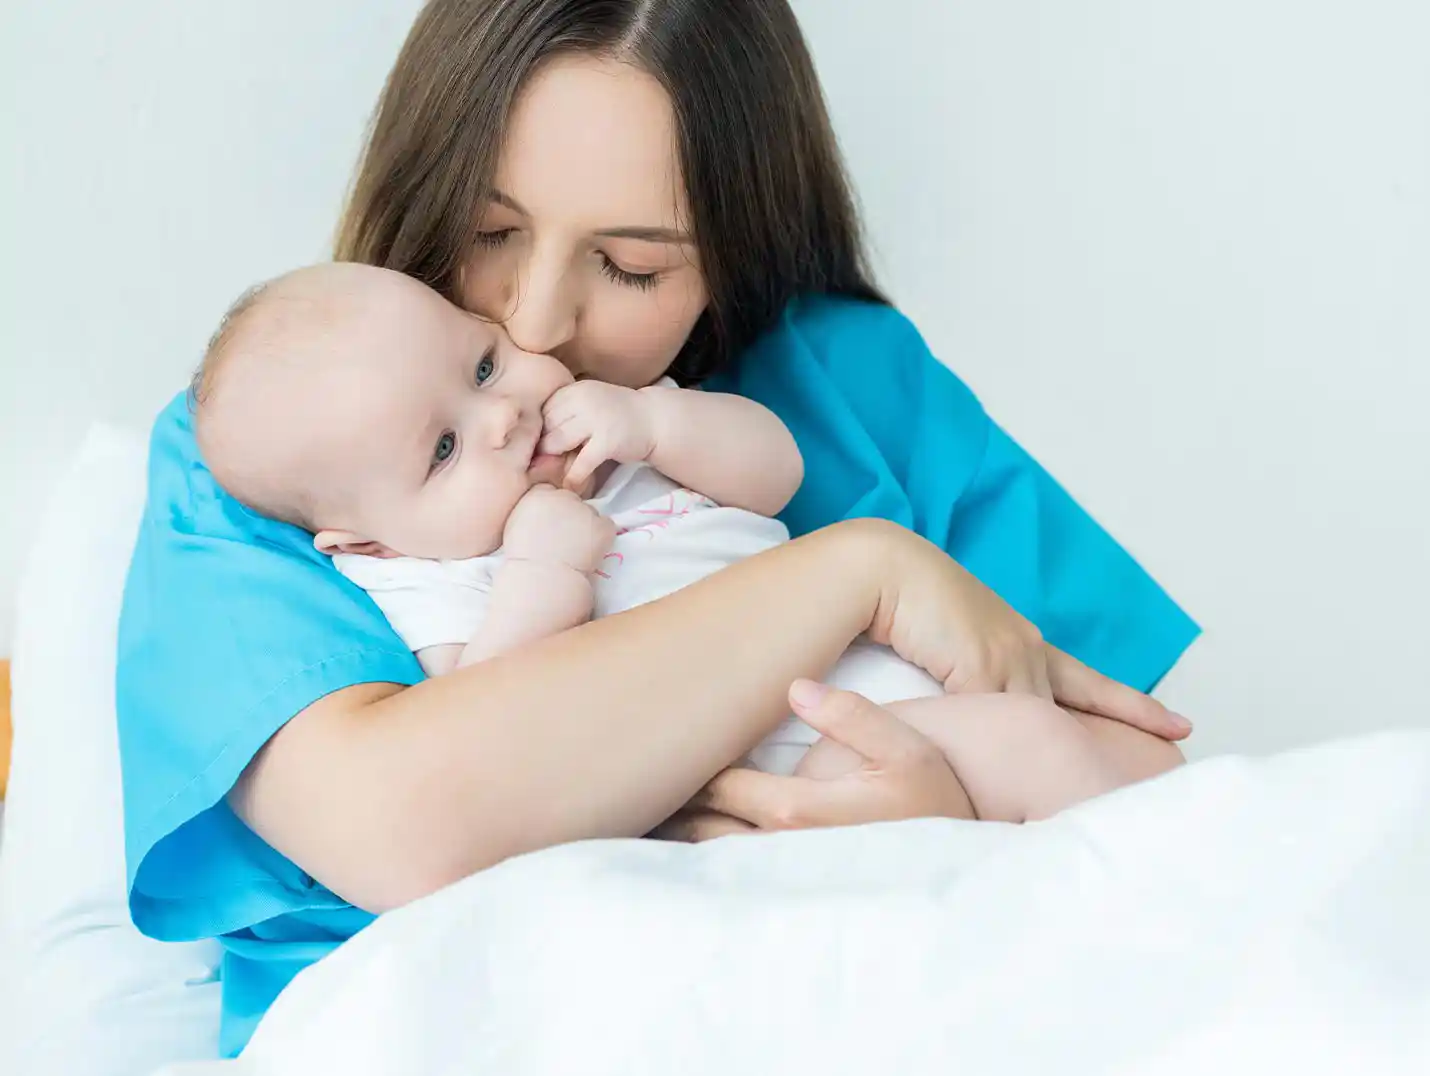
[519,422,546,465]
[526,430,569,484]
[526,452,569,487]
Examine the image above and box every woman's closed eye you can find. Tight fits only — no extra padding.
[473,229,657,290]
[598,254,660,291]
[474,229,513,250]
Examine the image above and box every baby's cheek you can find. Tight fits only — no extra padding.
[394,491,492,560]
[446,503,509,559]
[456,475,530,557]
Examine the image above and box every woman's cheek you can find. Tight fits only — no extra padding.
[583,288,704,386]
[458,253,513,317]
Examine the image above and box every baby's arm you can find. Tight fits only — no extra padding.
[639,385,803,516]
[418,487,615,677]
[457,560,598,666]
[795,694,1182,822]
[542,381,803,516]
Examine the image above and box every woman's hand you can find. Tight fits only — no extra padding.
[865,521,1190,740]
[657,682,1188,842]
[657,680,974,840]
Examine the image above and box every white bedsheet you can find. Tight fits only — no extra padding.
[173,731,1430,1076]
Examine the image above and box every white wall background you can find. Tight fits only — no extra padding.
[3,1,1427,760]
[0,0,424,647]
[793,0,1430,758]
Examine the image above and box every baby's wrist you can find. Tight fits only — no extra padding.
[506,552,603,580]
[635,383,677,460]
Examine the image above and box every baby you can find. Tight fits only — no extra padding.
[194,262,1137,821]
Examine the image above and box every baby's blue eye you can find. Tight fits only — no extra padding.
[433,431,457,464]
[475,353,496,385]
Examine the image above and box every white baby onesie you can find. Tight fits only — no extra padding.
[335,462,942,775]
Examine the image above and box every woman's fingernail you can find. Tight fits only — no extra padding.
[789,679,827,710]
[1170,711,1193,731]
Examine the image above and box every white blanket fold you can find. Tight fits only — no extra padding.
[217,732,1430,1076]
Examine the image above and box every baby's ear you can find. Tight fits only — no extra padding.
[312,530,400,559]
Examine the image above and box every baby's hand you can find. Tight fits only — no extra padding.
[503,485,616,575]
[540,381,658,492]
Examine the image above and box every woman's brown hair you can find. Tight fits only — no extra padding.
[335,0,885,384]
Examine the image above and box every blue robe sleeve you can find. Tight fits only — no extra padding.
[116,393,423,944]
[708,297,1199,692]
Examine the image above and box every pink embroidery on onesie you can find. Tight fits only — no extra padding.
[603,488,715,577]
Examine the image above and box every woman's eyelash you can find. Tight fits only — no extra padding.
[599,256,660,291]
[473,230,659,291]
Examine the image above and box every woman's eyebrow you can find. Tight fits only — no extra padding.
[488,188,691,245]
[596,224,692,244]
[488,189,528,213]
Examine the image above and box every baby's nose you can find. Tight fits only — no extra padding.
[485,397,522,447]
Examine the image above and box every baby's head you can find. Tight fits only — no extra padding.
[194,263,576,559]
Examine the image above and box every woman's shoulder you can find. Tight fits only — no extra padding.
[124,390,403,674]
[120,394,419,983]
[722,295,974,421]
[145,391,214,528]
[766,294,931,365]
[787,293,920,333]
[144,390,308,554]
[119,393,421,934]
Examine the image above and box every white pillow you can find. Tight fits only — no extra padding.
[0,424,222,1076]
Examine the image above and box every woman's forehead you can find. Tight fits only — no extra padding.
[495,54,690,232]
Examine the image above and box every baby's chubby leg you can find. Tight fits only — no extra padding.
[794,694,1183,822]
[794,695,1103,819]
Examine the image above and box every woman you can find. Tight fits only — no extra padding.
[117,0,1197,1058]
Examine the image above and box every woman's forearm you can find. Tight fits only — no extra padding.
[234,521,886,911]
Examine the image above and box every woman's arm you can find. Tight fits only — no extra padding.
[234,521,887,913]
[233,516,1174,913]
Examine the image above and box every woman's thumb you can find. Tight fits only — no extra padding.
[788,678,829,713]
[789,679,921,761]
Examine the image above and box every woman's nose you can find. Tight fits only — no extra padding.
[501,259,576,357]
